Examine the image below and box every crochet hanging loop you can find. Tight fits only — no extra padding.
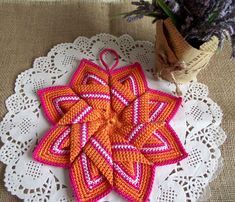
[99,48,119,73]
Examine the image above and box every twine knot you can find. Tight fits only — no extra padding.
[155,52,187,96]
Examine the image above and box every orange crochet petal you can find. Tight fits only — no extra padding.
[110,79,136,113]
[118,122,162,149]
[57,99,101,125]
[70,59,109,90]
[141,123,188,165]
[83,131,114,185]
[111,62,148,96]
[110,133,150,164]
[70,122,101,163]
[70,153,112,202]
[113,161,155,202]
[148,89,182,123]
[33,125,71,167]
[73,84,111,112]
[121,92,150,125]
[38,86,79,124]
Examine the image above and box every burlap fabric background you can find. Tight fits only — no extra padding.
[0,1,234,201]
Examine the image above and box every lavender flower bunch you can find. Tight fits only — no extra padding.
[124,0,235,57]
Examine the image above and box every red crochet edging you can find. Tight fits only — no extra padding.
[113,165,157,202]
[111,62,148,90]
[37,85,74,125]
[32,126,71,169]
[69,167,113,202]
[70,58,109,87]
[148,88,182,122]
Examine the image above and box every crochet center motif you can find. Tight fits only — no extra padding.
[33,48,188,202]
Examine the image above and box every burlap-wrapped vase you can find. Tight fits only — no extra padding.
[155,18,219,93]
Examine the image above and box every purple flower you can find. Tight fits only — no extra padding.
[124,0,235,58]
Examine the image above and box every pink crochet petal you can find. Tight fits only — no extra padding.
[110,133,150,164]
[73,84,111,112]
[33,125,71,168]
[83,131,114,185]
[118,122,161,149]
[111,62,148,96]
[38,86,79,124]
[69,153,112,202]
[121,92,150,125]
[57,99,101,125]
[148,89,182,123]
[69,122,101,163]
[113,161,155,202]
[110,79,136,113]
[70,59,109,90]
[141,123,188,165]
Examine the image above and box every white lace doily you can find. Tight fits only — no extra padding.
[0,34,226,202]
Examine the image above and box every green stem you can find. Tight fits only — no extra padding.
[156,0,178,25]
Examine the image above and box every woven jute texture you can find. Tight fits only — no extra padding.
[0,1,234,201]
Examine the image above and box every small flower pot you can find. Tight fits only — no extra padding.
[155,18,219,84]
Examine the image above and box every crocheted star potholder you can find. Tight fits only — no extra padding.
[33,48,188,202]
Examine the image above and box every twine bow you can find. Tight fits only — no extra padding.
[155,52,188,96]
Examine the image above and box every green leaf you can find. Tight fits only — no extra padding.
[114,12,131,17]
[156,0,178,24]
[208,11,219,23]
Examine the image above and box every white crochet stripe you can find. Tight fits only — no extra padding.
[141,131,169,152]
[112,144,137,150]
[133,98,139,125]
[128,123,144,142]
[81,153,104,189]
[113,162,141,187]
[82,73,107,85]
[90,138,113,166]
[119,75,138,95]
[148,100,158,105]
[52,128,70,154]
[72,106,92,124]
[111,89,129,106]
[54,96,80,115]
[149,102,165,122]
[80,93,110,100]
[81,123,88,148]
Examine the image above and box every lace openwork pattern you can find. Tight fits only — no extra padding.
[0,34,226,202]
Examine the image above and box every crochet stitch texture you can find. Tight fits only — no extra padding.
[33,48,188,202]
